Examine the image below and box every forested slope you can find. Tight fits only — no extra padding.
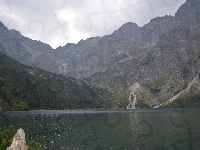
[0,51,112,111]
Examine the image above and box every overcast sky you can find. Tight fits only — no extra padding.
[0,0,186,49]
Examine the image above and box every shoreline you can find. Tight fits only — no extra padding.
[1,108,200,114]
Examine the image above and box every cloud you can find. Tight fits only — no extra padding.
[0,0,186,49]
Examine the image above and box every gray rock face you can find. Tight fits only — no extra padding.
[0,0,194,78]
[6,128,28,150]
[84,0,200,106]
[0,24,59,74]
[0,0,200,106]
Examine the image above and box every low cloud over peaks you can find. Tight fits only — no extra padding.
[0,0,186,48]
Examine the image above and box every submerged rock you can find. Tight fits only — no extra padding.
[6,128,28,150]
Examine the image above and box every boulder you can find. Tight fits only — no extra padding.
[6,128,28,150]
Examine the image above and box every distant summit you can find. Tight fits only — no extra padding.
[1,0,200,108]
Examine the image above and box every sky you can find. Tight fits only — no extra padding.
[0,0,186,49]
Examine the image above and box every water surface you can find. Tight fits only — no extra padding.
[0,109,200,150]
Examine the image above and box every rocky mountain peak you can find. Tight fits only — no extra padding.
[0,21,6,28]
[175,0,200,20]
[1,0,200,108]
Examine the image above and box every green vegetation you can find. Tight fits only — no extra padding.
[174,80,188,95]
[143,77,167,96]
[145,77,167,89]
[0,126,15,150]
[135,88,151,108]
[149,87,161,96]
[163,84,200,108]
[135,89,151,102]
[27,140,41,150]
[0,126,41,150]
[0,52,112,111]
[110,86,130,109]
[162,94,200,108]
[0,97,29,111]
[113,79,127,93]
[143,76,188,97]
[135,99,150,108]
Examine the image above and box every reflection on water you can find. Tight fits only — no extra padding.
[0,109,200,149]
[128,113,140,148]
[128,109,200,150]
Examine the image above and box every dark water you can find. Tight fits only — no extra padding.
[1,109,200,150]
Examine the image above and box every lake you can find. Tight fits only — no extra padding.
[1,109,200,150]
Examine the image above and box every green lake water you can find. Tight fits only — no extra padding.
[0,109,200,150]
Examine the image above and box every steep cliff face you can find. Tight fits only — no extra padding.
[53,0,200,79]
[88,0,200,107]
[0,24,59,73]
[54,16,177,78]
[0,0,200,108]
[0,0,194,79]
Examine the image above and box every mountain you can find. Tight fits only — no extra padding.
[0,0,200,108]
[89,0,200,108]
[0,50,113,111]
[0,22,59,74]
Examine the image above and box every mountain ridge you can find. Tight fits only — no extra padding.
[1,0,200,108]
[0,50,114,111]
